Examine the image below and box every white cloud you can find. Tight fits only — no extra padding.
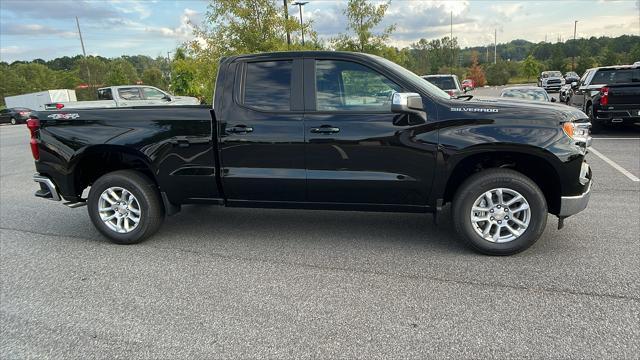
[143,8,200,42]
[491,3,524,17]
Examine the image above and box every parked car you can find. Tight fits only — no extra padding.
[500,86,556,102]
[462,79,474,91]
[422,74,464,97]
[537,71,565,92]
[29,51,592,256]
[564,71,580,85]
[567,64,640,133]
[559,84,573,103]
[0,107,33,125]
[4,89,76,111]
[46,85,200,110]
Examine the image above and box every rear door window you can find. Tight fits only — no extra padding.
[243,61,292,111]
[98,88,113,100]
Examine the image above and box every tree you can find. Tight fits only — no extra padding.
[522,55,541,82]
[332,0,394,55]
[484,63,510,85]
[142,68,167,89]
[466,51,486,87]
[105,59,139,86]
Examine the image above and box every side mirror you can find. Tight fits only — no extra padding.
[391,92,426,122]
[571,81,578,89]
[551,97,557,102]
[163,94,172,101]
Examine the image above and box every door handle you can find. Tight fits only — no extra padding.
[170,139,190,148]
[228,125,254,134]
[310,125,340,134]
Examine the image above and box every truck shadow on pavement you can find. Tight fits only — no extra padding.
[151,204,474,255]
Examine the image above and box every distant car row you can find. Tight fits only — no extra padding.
[3,85,200,112]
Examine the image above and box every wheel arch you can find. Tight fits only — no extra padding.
[442,148,562,215]
[69,145,158,198]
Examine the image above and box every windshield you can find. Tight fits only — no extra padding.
[591,68,640,85]
[374,56,451,100]
[423,76,458,90]
[543,71,562,78]
[501,89,549,101]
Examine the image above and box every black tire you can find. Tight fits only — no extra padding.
[87,170,164,244]
[10,117,16,125]
[452,168,548,255]
[586,106,603,134]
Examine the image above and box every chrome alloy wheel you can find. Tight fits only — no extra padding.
[470,188,531,243]
[98,187,141,233]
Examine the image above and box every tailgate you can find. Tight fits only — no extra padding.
[608,85,640,105]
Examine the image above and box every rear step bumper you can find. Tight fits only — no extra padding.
[33,174,87,208]
[33,174,61,201]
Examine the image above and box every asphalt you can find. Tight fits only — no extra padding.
[1,104,639,358]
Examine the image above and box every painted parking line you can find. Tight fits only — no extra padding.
[590,147,640,182]
[592,137,640,140]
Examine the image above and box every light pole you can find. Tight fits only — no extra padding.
[572,20,578,71]
[292,1,308,46]
[283,0,291,47]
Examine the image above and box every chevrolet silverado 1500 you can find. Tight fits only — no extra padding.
[28,51,592,255]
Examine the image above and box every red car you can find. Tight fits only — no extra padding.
[462,79,474,90]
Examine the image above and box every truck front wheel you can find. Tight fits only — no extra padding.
[452,169,548,255]
[87,170,164,244]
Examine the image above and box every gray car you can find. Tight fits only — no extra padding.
[500,86,557,102]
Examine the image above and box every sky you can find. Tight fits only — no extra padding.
[0,0,639,62]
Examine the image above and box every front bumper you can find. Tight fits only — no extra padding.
[558,163,592,217]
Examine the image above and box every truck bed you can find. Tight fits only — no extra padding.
[34,105,220,205]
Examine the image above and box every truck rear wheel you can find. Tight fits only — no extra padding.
[87,170,164,244]
[452,168,547,255]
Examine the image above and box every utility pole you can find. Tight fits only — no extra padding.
[486,45,489,63]
[494,28,497,64]
[450,11,454,69]
[292,2,308,46]
[75,16,92,96]
[572,20,578,71]
[283,0,291,48]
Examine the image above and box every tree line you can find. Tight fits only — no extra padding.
[2,0,639,106]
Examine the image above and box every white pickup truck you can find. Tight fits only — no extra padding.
[46,85,200,110]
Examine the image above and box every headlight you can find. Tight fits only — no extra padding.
[563,122,591,145]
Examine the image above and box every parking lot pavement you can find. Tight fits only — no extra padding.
[1,124,639,358]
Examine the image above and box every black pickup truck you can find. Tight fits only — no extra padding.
[567,64,640,132]
[28,51,592,255]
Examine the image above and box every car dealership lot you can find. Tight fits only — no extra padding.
[1,120,638,358]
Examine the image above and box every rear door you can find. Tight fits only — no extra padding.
[303,58,437,206]
[218,58,306,203]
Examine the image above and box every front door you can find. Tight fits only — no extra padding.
[304,59,437,206]
[219,58,306,203]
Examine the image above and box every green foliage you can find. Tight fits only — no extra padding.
[142,68,167,89]
[576,56,596,75]
[522,55,541,82]
[406,37,460,75]
[332,0,394,55]
[105,59,139,86]
[484,62,511,86]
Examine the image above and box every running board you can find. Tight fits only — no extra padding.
[63,201,86,208]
